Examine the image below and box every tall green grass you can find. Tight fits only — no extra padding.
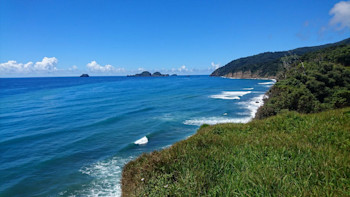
[122,108,350,196]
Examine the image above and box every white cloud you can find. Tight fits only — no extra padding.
[68,65,78,71]
[329,1,350,30]
[86,61,125,73]
[0,60,32,73]
[34,57,58,71]
[211,62,220,70]
[178,65,188,72]
[138,67,145,71]
[0,57,58,73]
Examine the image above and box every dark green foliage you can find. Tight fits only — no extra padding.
[302,44,350,67]
[210,51,285,77]
[256,44,350,119]
[211,38,350,78]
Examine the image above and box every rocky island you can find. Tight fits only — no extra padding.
[80,74,89,77]
[127,71,174,77]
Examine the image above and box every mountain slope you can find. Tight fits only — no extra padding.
[210,38,350,78]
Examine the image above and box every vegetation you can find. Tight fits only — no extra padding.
[122,108,350,196]
[122,40,350,196]
[210,38,350,78]
[255,44,350,119]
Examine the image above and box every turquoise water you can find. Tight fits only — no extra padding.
[0,76,273,196]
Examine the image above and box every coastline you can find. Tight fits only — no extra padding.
[122,104,350,196]
[221,76,277,82]
[121,78,276,196]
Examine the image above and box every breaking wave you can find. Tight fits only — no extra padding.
[60,156,133,197]
[134,136,148,145]
[184,117,251,126]
[238,94,267,118]
[209,91,251,100]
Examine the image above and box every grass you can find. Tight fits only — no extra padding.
[122,108,350,196]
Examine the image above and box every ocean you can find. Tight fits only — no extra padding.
[0,76,274,196]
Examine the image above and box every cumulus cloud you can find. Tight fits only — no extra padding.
[0,57,58,74]
[138,67,145,71]
[329,1,350,30]
[178,65,188,72]
[34,57,58,71]
[211,62,220,70]
[86,61,125,73]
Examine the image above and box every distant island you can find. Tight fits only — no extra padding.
[127,71,176,77]
[80,74,89,77]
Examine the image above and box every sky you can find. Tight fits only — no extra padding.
[0,0,350,77]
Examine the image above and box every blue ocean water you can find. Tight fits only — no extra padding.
[0,76,273,196]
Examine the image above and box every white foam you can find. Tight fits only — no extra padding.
[258,82,274,85]
[185,92,268,127]
[258,79,276,85]
[65,156,133,197]
[243,88,254,90]
[209,91,251,100]
[134,136,148,145]
[239,94,267,118]
[184,117,251,126]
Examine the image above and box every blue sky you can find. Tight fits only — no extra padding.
[1,0,350,76]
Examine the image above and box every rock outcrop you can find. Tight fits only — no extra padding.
[128,71,173,77]
[223,70,275,79]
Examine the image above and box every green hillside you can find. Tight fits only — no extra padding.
[122,41,350,196]
[255,44,350,119]
[122,108,350,196]
[210,38,350,78]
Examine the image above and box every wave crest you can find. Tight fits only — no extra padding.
[209,91,251,100]
[134,136,148,145]
[184,117,251,126]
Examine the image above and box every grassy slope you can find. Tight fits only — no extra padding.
[122,108,350,196]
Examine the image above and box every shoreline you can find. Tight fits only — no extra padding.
[220,76,277,82]
[121,78,276,195]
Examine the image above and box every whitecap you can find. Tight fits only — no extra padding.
[65,156,134,197]
[184,117,251,126]
[258,82,274,85]
[258,79,276,85]
[209,91,251,100]
[134,136,148,145]
[243,88,254,90]
[238,94,267,118]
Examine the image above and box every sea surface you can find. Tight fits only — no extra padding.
[0,76,274,196]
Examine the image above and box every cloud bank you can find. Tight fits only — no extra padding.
[86,61,125,73]
[0,57,58,74]
[329,1,350,30]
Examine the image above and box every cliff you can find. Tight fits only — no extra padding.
[222,70,275,79]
